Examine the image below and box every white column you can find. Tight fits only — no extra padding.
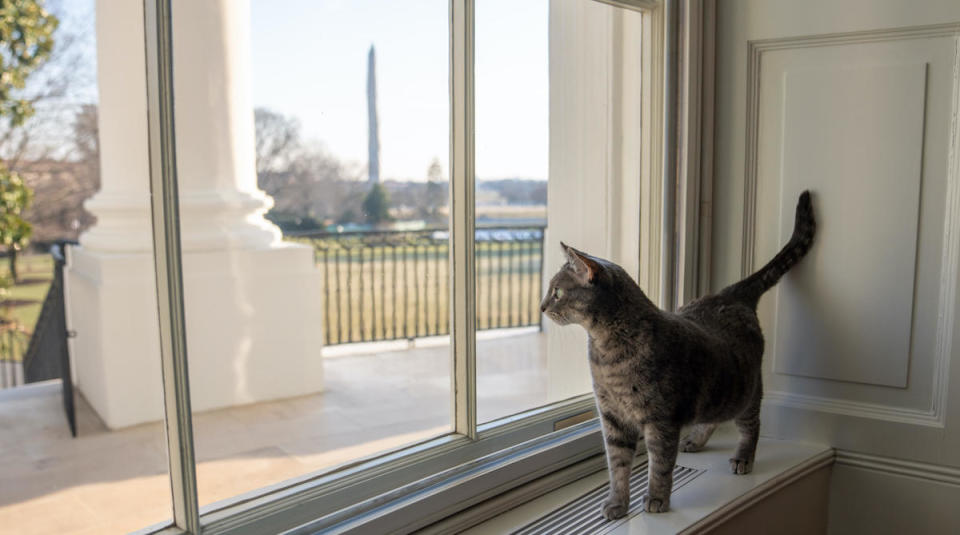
[171,0,280,251]
[68,0,324,429]
[83,0,280,252]
[78,0,152,252]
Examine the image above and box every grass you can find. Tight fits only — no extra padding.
[315,241,544,345]
[1,254,53,328]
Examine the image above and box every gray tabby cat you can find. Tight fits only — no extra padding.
[540,191,815,519]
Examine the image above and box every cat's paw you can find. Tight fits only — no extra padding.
[729,457,753,475]
[679,435,705,452]
[641,493,670,513]
[601,499,628,520]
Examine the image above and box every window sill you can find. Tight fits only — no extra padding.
[454,427,833,534]
[135,419,831,535]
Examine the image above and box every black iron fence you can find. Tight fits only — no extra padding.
[0,324,30,388]
[297,225,546,345]
[0,244,76,435]
[20,244,76,435]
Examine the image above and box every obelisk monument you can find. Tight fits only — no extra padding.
[367,45,380,184]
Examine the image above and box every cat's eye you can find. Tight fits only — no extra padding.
[554,288,564,299]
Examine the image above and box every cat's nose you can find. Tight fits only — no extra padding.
[540,302,548,313]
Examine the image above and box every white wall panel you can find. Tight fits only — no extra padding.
[714,0,960,468]
[714,2,960,532]
[772,61,926,388]
[741,29,959,424]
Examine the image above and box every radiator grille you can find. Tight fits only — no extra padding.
[511,461,704,535]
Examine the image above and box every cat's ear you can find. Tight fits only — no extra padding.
[561,242,601,284]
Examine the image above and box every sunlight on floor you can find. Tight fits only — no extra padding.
[0,331,547,535]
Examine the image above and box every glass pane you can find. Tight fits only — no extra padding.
[475,0,644,423]
[174,0,452,508]
[0,1,175,533]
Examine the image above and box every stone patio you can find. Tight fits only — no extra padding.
[0,330,547,535]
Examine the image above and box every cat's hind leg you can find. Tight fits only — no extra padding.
[680,423,716,452]
[730,384,762,474]
[642,423,681,513]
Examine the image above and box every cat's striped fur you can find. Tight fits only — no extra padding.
[540,191,816,519]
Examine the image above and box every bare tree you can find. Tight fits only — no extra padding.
[254,108,302,175]
[424,158,446,221]
[254,107,363,226]
[427,158,442,182]
[0,10,96,167]
[19,104,99,242]
[72,103,99,165]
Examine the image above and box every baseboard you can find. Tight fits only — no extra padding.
[834,450,960,487]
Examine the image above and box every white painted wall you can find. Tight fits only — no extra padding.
[713,1,960,532]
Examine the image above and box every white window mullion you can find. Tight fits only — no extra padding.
[660,0,680,311]
[450,0,478,440]
[676,0,715,304]
[143,0,200,532]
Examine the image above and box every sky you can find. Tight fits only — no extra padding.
[44,0,549,182]
[250,0,549,181]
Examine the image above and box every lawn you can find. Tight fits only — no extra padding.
[0,254,54,362]
[1,254,53,329]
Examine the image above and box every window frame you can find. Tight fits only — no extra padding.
[143,0,199,532]
[137,0,706,532]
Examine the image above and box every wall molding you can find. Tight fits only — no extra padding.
[932,31,960,428]
[764,390,942,428]
[744,23,960,427]
[741,22,960,275]
[835,450,960,487]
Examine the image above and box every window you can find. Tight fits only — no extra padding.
[179,0,455,509]
[1,1,682,533]
[474,0,650,423]
[0,2,176,533]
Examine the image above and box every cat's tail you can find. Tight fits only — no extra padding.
[723,190,816,307]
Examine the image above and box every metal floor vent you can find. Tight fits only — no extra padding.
[511,462,704,535]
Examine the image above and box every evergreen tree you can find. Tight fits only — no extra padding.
[362,183,391,225]
[0,1,58,281]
